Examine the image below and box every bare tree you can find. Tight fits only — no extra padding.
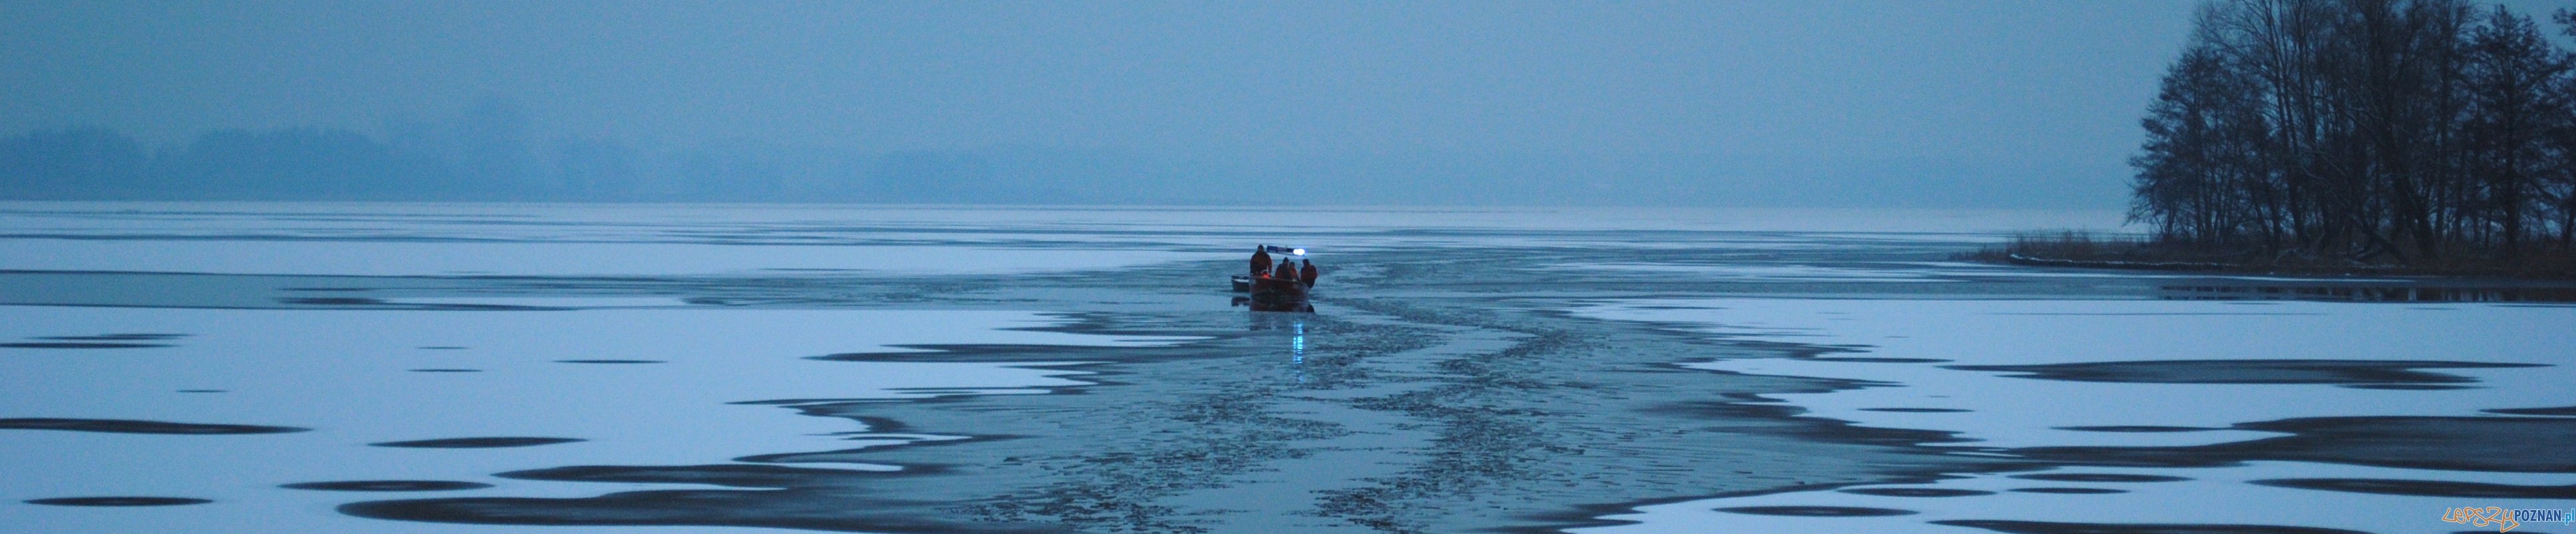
[2131,0,2575,268]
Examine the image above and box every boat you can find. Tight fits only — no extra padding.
[1233,245,1315,312]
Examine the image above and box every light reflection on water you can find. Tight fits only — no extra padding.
[1293,321,1308,386]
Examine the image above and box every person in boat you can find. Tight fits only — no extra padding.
[1299,260,1318,286]
[1251,246,1273,277]
[1273,260,1297,280]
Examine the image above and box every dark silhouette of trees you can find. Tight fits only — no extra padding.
[154,127,451,200]
[2132,0,2576,268]
[0,128,149,199]
[2462,5,2571,256]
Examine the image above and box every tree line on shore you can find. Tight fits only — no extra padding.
[2130,0,2576,268]
[0,101,1015,203]
[1,113,2109,207]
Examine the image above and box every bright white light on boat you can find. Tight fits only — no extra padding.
[1291,248,1305,256]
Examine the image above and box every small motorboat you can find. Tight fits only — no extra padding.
[1247,274,1309,303]
[1233,245,1315,312]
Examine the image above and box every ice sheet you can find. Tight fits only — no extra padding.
[0,306,1192,533]
[1576,461,2576,534]
[1569,298,2576,533]
[1572,298,2576,447]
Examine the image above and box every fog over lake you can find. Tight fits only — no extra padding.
[4,1,2246,207]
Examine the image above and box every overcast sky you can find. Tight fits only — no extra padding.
[7,1,2567,207]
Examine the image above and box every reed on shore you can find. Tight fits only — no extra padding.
[1967,230,2576,278]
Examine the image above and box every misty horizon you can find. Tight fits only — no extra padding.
[5,1,2570,207]
[0,118,2116,207]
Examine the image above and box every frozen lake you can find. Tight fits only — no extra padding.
[2,202,2570,534]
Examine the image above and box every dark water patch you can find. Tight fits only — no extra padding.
[1838,487,1995,497]
[333,464,1069,533]
[2160,285,2576,303]
[26,496,212,507]
[736,435,1014,464]
[815,344,1143,364]
[0,417,307,434]
[372,437,583,448]
[176,389,226,393]
[1861,407,1971,413]
[1,342,172,348]
[556,360,663,364]
[284,480,494,491]
[1934,519,2371,534]
[495,464,907,487]
[1945,360,2535,385]
[733,397,893,406]
[1808,357,1951,363]
[2011,473,2191,483]
[2057,425,2213,433]
[2486,405,2576,416]
[424,303,555,310]
[1989,312,2322,316]
[279,297,550,310]
[2009,487,2126,494]
[2014,415,2576,473]
[1716,505,1916,517]
[2249,478,2576,498]
[1652,398,1992,451]
[2339,383,2476,390]
[409,368,482,372]
[338,491,1060,533]
[282,297,385,306]
[39,333,187,341]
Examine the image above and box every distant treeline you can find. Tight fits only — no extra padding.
[0,119,1153,204]
[0,99,1252,203]
[1,106,2114,207]
[2132,0,2576,266]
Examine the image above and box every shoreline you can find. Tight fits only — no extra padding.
[1969,236,2576,281]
